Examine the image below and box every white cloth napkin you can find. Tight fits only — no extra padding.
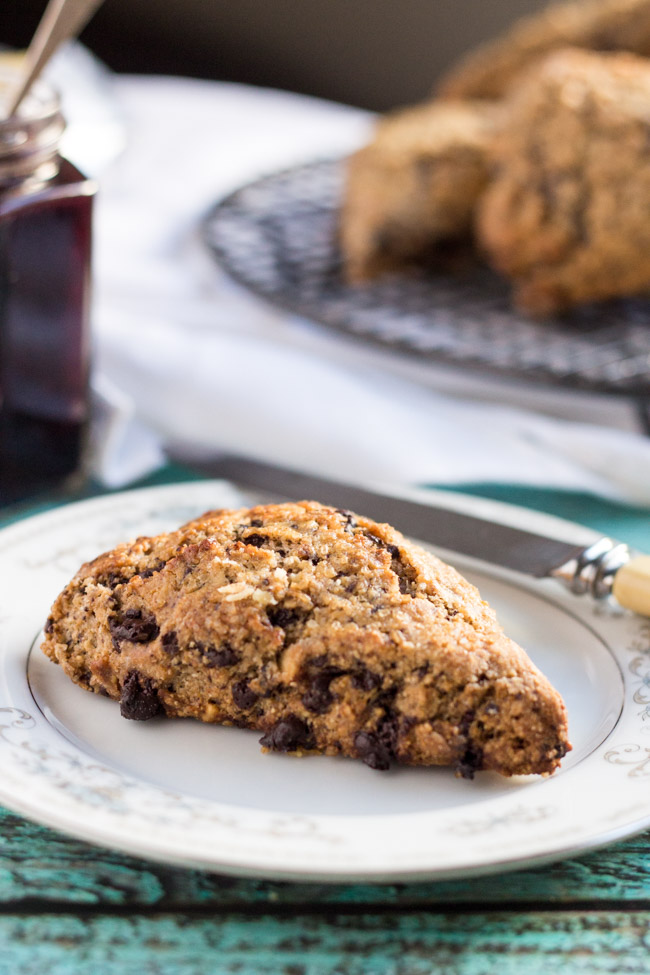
[85,74,650,506]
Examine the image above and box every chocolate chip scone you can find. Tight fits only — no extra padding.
[340,100,501,283]
[477,48,650,315]
[42,501,570,777]
[437,0,650,100]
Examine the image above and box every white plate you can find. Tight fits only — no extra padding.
[0,481,648,882]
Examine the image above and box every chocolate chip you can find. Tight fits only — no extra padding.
[250,518,263,527]
[120,671,162,721]
[204,644,240,668]
[139,560,165,579]
[44,617,54,634]
[336,509,357,532]
[455,743,484,780]
[98,571,128,589]
[232,679,258,709]
[364,531,385,549]
[377,712,400,756]
[394,560,418,596]
[354,731,391,771]
[267,606,301,629]
[363,532,418,596]
[351,668,381,692]
[259,715,313,752]
[302,668,342,714]
[243,533,267,548]
[109,608,160,647]
[161,631,179,655]
[460,710,475,737]
[302,686,331,714]
[484,701,499,716]
[363,531,400,559]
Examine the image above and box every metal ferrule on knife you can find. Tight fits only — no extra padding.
[551,538,631,600]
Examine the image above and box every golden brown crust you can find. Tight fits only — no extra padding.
[437,0,650,100]
[476,48,650,314]
[340,100,501,283]
[42,501,570,777]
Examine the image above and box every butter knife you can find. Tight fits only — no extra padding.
[197,455,650,617]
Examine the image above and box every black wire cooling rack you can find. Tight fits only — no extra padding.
[202,159,650,424]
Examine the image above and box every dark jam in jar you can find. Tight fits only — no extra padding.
[0,80,95,505]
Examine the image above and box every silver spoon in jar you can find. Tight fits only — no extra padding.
[4,0,105,118]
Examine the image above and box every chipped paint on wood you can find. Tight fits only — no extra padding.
[1,912,650,974]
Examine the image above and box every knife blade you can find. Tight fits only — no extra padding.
[192,455,649,614]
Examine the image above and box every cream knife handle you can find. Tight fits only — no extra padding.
[612,556,650,617]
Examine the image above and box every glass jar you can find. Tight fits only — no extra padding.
[0,76,96,505]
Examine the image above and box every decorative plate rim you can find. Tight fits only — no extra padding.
[0,481,648,882]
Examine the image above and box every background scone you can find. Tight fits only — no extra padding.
[477,48,650,315]
[340,100,500,283]
[437,0,650,100]
[42,501,570,777]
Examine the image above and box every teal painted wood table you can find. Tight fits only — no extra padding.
[2,469,650,974]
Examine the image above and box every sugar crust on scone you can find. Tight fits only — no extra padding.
[42,501,570,777]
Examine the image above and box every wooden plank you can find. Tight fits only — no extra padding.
[1,809,650,909]
[0,911,649,974]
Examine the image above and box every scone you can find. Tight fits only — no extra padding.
[340,100,500,283]
[476,48,650,315]
[437,0,650,100]
[42,501,570,777]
